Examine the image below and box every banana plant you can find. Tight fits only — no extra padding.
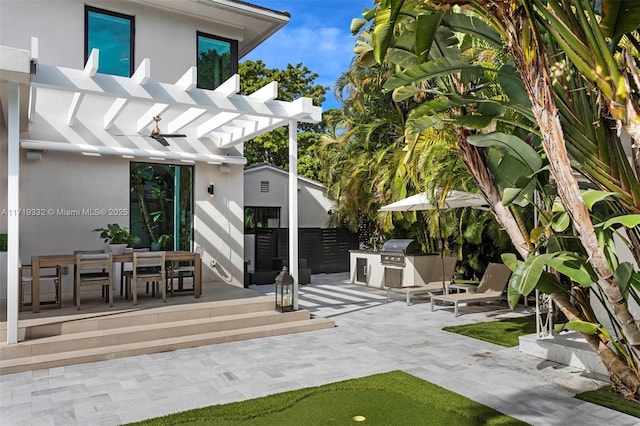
[363,0,640,398]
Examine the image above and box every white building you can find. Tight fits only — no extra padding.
[243,163,337,274]
[0,0,321,343]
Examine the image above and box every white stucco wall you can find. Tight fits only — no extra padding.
[244,166,334,229]
[0,0,243,85]
[0,147,245,293]
[0,0,255,292]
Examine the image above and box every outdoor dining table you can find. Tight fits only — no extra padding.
[28,251,202,312]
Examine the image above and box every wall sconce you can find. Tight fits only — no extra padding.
[26,151,42,161]
[207,184,214,196]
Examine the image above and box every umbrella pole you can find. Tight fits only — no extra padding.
[437,209,446,293]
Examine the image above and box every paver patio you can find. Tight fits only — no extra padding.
[1,273,636,425]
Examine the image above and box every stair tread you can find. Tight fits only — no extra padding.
[0,296,275,331]
[0,318,335,368]
[0,310,313,349]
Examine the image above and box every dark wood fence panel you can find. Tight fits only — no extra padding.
[255,231,277,271]
[251,227,357,274]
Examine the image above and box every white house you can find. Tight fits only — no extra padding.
[0,0,321,343]
[243,163,336,273]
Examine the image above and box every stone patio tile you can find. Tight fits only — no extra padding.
[1,273,638,425]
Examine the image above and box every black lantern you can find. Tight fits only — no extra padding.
[275,266,294,312]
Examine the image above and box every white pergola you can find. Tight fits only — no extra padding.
[2,39,322,343]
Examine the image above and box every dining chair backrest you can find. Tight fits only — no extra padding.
[122,248,150,271]
[75,253,113,309]
[18,257,63,311]
[133,251,165,281]
[475,263,512,294]
[76,253,112,276]
[74,249,106,255]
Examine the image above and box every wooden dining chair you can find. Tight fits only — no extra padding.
[120,248,150,298]
[75,252,113,309]
[128,251,166,305]
[167,247,203,295]
[19,260,62,311]
[73,249,106,299]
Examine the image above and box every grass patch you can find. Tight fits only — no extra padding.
[127,371,528,425]
[442,315,536,347]
[444,317,640,418]
[576,386,640,418]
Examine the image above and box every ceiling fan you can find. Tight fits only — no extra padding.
[117,115,186,146]
[147,115,186,146]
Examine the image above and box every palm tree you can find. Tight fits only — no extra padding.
[364,0,640,398]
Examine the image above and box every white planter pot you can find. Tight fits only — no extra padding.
[109,244,127,255]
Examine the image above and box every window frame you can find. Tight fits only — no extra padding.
[129,162,194,251]
[196,31,238,90]
[244,206,281,233]
[84,5,135,77]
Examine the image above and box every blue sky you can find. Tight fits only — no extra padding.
[244,0,374,110]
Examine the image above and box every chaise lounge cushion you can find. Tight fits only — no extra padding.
[431,263,511,315]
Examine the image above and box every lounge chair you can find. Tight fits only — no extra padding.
[430,263,511,315]
[387,256,457,306]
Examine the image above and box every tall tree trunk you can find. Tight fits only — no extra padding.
[455,127,532,259]
[551,291,640,399]
[500,4,640,397]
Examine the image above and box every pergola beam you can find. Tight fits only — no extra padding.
[168,107,207,133]
[66,92,83,126]
[176,66,196,91]
[136,103,169,132]
[84,49,99,77]
[214,74,240,97]
[217,117,287,148]
[21,139,247,164]
[249,81,277,102]
[132,58,150,85]
[32,64,321,123]
[104,98,129,130]
[197,111,239,138]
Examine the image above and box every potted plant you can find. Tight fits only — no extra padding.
[93,224,140,255]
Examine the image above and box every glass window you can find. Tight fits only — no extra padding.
[245,207,280,232]
[130,163,194,251]
[197,32,237,90]
[85,6,134,77]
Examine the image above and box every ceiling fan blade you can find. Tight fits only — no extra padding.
[157,133,186,138]
[150,135,170,146]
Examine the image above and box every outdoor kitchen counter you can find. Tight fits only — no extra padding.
[349,250,437,289]
[28,251,202,312]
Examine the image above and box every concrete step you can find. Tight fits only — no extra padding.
[0,317,335,375]
[0,309,312,359]
[0,296,276,341]
[519,331,607,376]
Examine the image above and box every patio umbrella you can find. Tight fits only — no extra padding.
[378,190,488,212]
[379,190,489,289]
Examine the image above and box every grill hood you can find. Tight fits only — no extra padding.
[380,239,422,254]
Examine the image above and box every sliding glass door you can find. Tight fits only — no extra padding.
[130,162,193,251]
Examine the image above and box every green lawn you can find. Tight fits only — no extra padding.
[442,315,536,347]
[576,386,640,418]
[127,371,528,425]
[443,316,640,417]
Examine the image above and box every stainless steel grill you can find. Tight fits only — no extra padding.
[379,239,422,266]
